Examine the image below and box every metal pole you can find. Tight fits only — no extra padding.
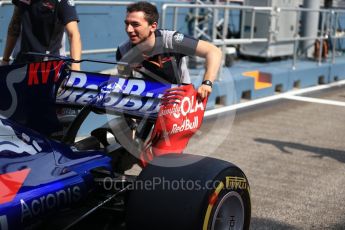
[195,3,200,38]
[250,9,256,39]
[318,11,326,65]
[173,7,179,31]
[300,0,321,58]
[212,1,219,41]
[223,1,230,41]
[161,5,167,28]
[241,9,245,40]
[292,10,301,70]
[332,11,338,64]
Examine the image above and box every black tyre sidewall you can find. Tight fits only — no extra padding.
[125,154,251,230]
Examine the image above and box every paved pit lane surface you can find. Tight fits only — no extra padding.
[186,84,345,230]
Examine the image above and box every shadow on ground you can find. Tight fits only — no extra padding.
[330,222,345,230]
[254,138,345,164]
[250,217,298,230]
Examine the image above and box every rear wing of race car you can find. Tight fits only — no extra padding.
[56,68,177,119]
[0,58,177,135]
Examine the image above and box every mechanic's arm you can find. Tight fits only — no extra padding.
[194,40,222,99]
[65,21,82,71]
[1,7,21,65]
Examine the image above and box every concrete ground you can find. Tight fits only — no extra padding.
[186,86,345,229]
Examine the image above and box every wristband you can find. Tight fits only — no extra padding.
[202,80,213,88]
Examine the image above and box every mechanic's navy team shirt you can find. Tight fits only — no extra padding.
[13,0,79,62]
[116,30,199,84]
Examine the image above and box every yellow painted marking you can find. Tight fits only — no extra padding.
[203,182,225,230]
[243,70,272,90]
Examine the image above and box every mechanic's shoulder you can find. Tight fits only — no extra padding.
[157,29,176,36]
[159,29,189,40]
[117,40,132,55]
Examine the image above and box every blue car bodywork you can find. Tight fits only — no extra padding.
[0,60,175,230]
[0,116,112,229]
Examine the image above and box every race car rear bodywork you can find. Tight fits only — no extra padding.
[0,60,177,229]
[0,116,112,230]
[0,60,251,230]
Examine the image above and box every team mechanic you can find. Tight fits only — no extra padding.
[116,1,222,99]
[114,1,222,172]
[1,0,82,70]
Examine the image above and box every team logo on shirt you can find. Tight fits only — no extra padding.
[173,33,184,43]
[67,0,75,6]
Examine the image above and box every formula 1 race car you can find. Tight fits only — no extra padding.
[0,58,251,230]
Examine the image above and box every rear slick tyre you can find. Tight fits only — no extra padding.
[126,154,251,230]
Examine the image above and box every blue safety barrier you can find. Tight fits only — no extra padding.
[329,56,345,82]
[288,60,331,89]
[204,57,345,106]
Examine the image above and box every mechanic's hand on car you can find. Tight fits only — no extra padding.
[198,84,212,100]
[71,63,80,71]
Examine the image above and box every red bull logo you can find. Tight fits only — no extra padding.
[140,84,207,166]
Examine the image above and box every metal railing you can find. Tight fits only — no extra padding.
[161,2,345,69]
[71,1,134,55]
[0,0,12,6]
[162,3,273,43]
[2,0,345,70]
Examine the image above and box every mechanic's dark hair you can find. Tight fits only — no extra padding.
[127,1,159,25]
